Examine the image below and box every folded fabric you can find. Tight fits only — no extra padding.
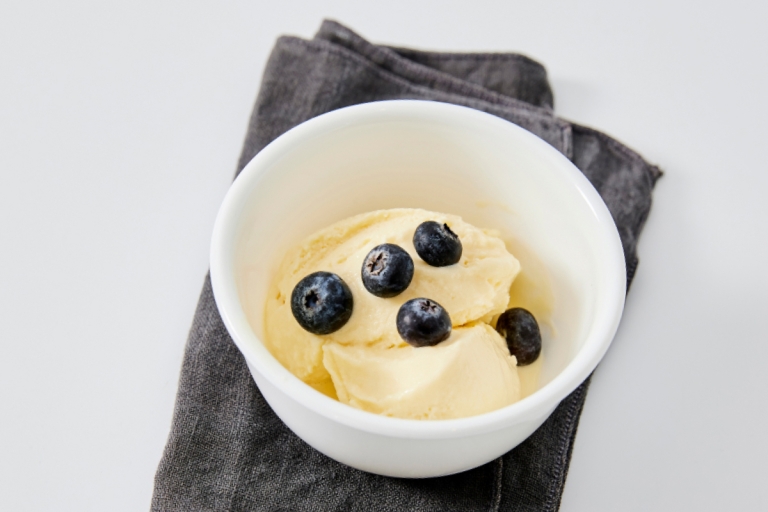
[152,20,661,512]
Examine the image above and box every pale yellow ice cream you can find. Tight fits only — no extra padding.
[263,208,524,419]
[323,324,520,419]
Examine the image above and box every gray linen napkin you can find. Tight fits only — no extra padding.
[152,20,661,512]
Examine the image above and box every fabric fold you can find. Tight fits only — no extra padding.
[315,20,555,112]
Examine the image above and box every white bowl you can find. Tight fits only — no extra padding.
[210,100,625,478]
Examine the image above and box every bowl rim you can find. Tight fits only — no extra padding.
[210,100,626,440]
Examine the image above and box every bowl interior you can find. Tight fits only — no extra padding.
[218,101,623,426]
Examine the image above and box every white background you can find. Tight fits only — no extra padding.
[2,1,767,510]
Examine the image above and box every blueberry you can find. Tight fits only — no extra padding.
[396,298,452,347]
[291,271,353,335]
[413,221,462,267]
[495,308,541,366]
[361,243,414,298]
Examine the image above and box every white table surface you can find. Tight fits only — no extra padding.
[2,1,767,510]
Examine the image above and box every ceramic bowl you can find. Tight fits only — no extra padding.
[210,100,625,478]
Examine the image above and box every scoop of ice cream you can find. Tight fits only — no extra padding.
[263,208,521,398]
[323,324,521,419]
